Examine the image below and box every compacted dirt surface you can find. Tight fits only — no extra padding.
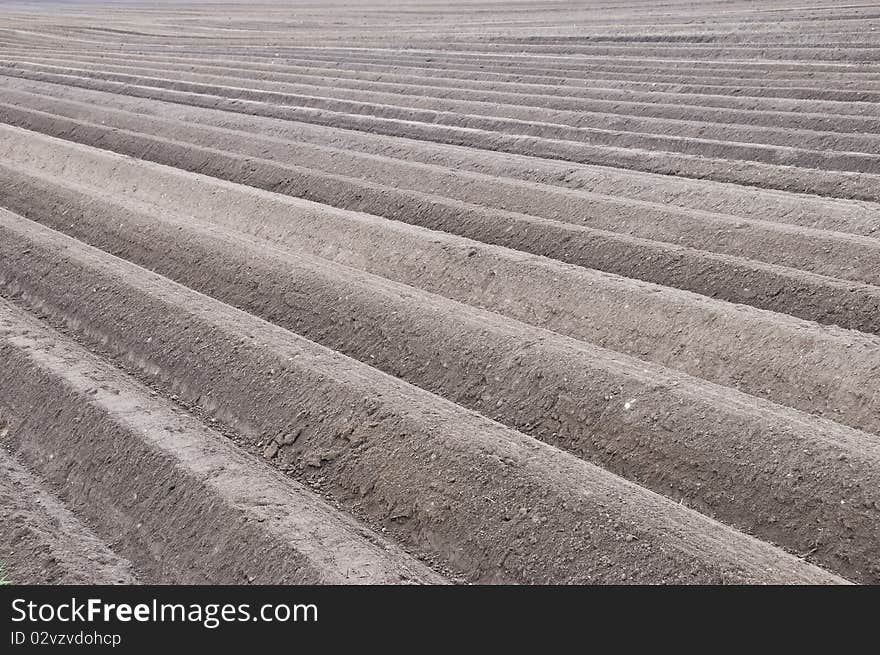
[0,0,878,585]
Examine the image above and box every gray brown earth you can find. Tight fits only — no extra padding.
[0,0,878,585]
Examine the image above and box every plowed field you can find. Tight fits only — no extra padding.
[1,0,878,585]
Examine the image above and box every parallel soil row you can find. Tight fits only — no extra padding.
[1,0,875,585]
[2,107,879,338]
[0,297,445,584]
[3,65,880,199]
[8,48,880,122]
[1,210,847,585]
[5,54,880,156]
[0,95,873,288]
[1,128,878,440]
[5,77,878,239]
[1,146,878,582]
